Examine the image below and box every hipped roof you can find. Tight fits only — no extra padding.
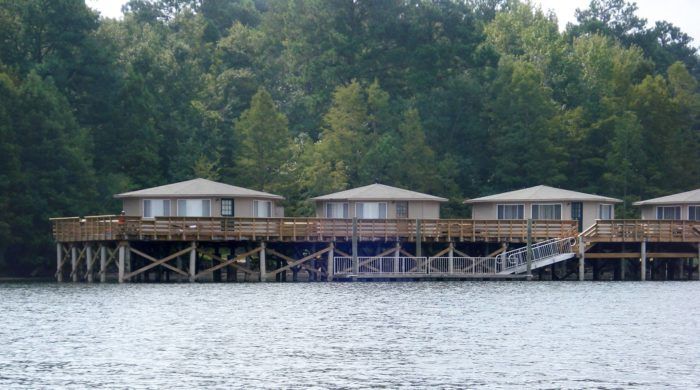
[114,178,284,200]
[312,184,448,202]
[633,189,700,206]
[464,185,621,204]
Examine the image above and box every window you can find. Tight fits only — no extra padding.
[396,201,409,218]
[325,202,348,218]
[656,206,681,220]
[221,198,234,217]
[356,202,387,219]
[254,200,272,218]
[497,204,524,219]
[690,205,700,221]
[177,199,211,217]
[599,204,613,220]
[532,204,562,220]
[143,199,171,218]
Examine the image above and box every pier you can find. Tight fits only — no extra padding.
[50,216,699,282]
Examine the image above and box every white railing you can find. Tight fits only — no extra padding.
[332,237,575,277]
[500,237,576,273]
[333,257,427,275]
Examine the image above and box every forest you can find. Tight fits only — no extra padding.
[0,0,698,276]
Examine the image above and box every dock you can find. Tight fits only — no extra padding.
[50,216,699,282]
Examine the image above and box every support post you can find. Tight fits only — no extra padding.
[125,245,132,282]
[415,219,422,258]
[526,219,533,280]
[86,245,94,283]
[578,237,585,281]
[71,245,78,282]
[394,242,401,273]
[56,243,63,282]
[696,244,700,281]
[641,240,647,281]
[448,242,454,275]
[352,218,359,275]
[259,242,267,282]
[118,243,125,284]
[327,242,334,282]
[99,245,107,283]
[189,243,197,283]
[620,258,626,281]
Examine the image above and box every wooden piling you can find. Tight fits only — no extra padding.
[56,243,63,282]
[578,237,585,281]
[71,245,78,282]
[86,245,94,283]
[118,243,125,283]
[394,242,401,273]
[352,218,359,275]
[640,240,647,281]
[448,242,454,275]
[526,219,533,280]
[189,243,196,283]
[327,242,334,282]
[415,219,422,258]
[99,245,106,283]
[259,242,267,282]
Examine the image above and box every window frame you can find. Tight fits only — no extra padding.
[176,198,212,217]
[656,205,681,220]
[531,203,562,220]
[142,199,171,219]
[355,202,388,219]
[599,204,614,220]
[396,201,409,219]
[221,198,234,217]
[689,205,700,221]
[325,202,349,219]
[497,204,524,220]
[253,200,272,218]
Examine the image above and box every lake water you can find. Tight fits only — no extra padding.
[0,281,698,389]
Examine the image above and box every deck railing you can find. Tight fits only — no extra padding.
[50,216,578,243]
[582,220,700,242]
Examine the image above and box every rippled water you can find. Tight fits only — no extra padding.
[0,282,698,389]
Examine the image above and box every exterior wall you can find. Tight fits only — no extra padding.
[314,200,441,219]
[639,204,697,220]
[470,201,615,230]
[121,196,283,218]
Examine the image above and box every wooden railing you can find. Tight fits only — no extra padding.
[582,220,700,242]
[50,216,578,243]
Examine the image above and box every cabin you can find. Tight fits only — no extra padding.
[633,189,700,220]
[464,185,622,231]
[311,184,447,219]
[114,178,284,218]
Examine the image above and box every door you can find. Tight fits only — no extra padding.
[571,202,583,232]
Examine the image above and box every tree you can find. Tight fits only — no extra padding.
[234,87,291,192]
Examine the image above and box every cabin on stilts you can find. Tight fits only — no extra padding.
[50,179,699,283]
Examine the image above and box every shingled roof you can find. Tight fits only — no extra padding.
[114,178,284,200]
[464,185,621,204]
[633,189,700,206]
[312,184,448,202]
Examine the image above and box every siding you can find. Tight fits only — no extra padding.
[315,200,441,219]
[471,201,614,230]
[121,196,284,218]
[640,204,697,220]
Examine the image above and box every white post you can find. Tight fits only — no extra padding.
[189,243,197,283]
[71,245,78,282]
[578,237,585,281]
[56,243,63,282]
[99,245,107,283]
[259,242,267,282]
[394,242,400,273]
[86,245,93,283]
[641,240,647,281]
[118,244,125,284]
[448,242,454,275]
[327,243,334,282]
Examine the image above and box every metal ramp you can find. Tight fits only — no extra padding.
[497,237,577,275]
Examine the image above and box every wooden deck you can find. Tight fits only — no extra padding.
[50,215,579,243]
[581,220,700,243]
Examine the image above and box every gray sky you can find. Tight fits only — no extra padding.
[87,0,700,46]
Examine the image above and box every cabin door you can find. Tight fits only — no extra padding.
[571,202,583,232]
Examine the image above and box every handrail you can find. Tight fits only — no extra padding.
[500,237,577,273]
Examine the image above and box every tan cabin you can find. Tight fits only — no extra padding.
[633,189,700,220]
[464,185,622,231]
[114,178,284,218]
[311,184,447,219]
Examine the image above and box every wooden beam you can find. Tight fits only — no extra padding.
[487,243,507,258]
[399,248,417,259]
[453,248,471,258]
[195,247,261,278]
[125,246,192,279]
[335,248,351,258]
[585,252,699,259]
[267,246,332,277]
[266,248,322,276]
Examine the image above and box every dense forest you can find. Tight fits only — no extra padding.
[0,0,698,276]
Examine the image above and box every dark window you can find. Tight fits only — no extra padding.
[396,202,408,218]
[690,206,700,221]
[221,198,234,216]
[497,204,524,219]
[656,206,680,220]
